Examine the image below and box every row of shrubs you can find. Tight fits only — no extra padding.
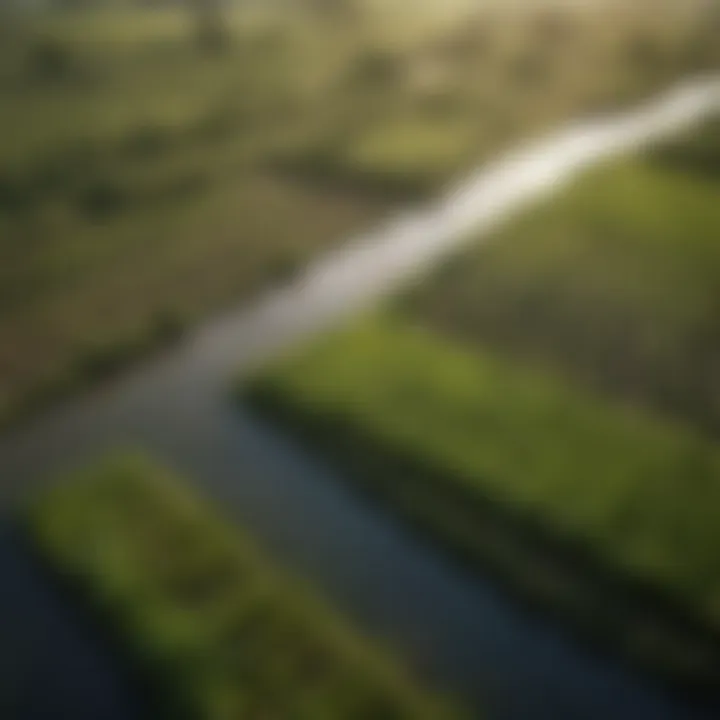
[265,144,441,202]
[0,168,210,220]
[0,101,254,218]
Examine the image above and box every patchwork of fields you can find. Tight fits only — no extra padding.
[4,2,720,713]
[0,0,718,426]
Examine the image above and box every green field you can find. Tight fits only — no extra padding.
[407,119,720,435]
[244,314,720,690]
[241,119,720,688]
[26,453,461,720]
[1,1,718,426]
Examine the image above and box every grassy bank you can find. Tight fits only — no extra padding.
[243,315,720,697]
[1,2,718,426]
[25,453,461,720]
[406,119,720,435]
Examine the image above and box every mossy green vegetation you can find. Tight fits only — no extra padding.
[0,1,717,426]
[244,315,720,691]
[26,453,460,720]
[408,119,720,435]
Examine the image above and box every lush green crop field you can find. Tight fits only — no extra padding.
[0,1,717,426]
[244,315,720,689]
[26,453,460,720]
[407,119,720,435]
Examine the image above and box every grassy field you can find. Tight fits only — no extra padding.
[0,1,718,426]
[25,453,462,720]
[406,119,720,435]
[240,114,720,690]
[243,314,720,692]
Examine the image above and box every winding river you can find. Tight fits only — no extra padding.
[1,75,720,720]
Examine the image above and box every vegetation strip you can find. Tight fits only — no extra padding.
[405,119,720,437]
[25,453,460,719]
[243,315,720,698]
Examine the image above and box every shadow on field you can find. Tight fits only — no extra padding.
[648,121,720,180]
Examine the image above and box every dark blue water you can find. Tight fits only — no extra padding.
[0,526,147,720]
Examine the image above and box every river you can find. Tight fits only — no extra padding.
[1,75,719,719]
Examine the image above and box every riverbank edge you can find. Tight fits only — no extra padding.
[241,378,720,711]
